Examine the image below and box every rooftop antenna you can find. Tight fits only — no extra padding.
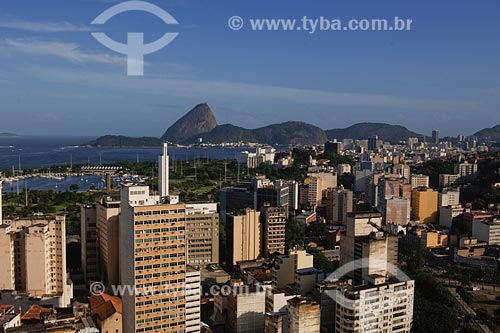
[237,161,240,183]
[224,160,227,182]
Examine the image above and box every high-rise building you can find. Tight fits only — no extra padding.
[273,250,314,289]
[438,189,460,207]
[226,209,262,268]
[0,224,14,291]
[255,178,290,216]
[287,181,300,212]
[96,197,121,287]
[340,212,398,284]
[286,297,321,333]
[0,215,71,305]
[411,187,439,223]
[385,197,411,226]
[120,185,195,333]
[221,177,289,222]
[377,177,411,225]
[185,203,219,267]
[439,205,463,228]
[325,140,344,154]
[367,136,379,151]
[220,184,254,223]
[410,174,429,189]
[325,187,353,223]
[354,168,373,194]
[158,142,169,197]
[334,211,414,332]
[472,217,500,245]
[186,267,201,333]
[261,205,286,257]
[81,205,98,284]
[455,162,478,182]
[432,129,439,144]
[227,284,266,333]
[393,164,410,182]
[439,174,460,187]
[0,180,3,224]
[331,278,414,333]
[304,172,337,207]
[265,313,284,333]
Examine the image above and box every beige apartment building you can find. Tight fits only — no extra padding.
[185,203,219,267]
[96,197,121,287]
[411,187,439,223]
[226,209,262,268]
[0,224,15,291]
[325,187,353,223]
[304,172,337,207]
[81,196,121,288]
[261,205,286,257]
[120,185,198,333]
[273,250,314,289]
[81,205,98,284]
[0,215,69,302]
[287,296,321,333]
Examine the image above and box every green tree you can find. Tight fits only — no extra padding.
[69,184,79,192]
[285,217,305,252]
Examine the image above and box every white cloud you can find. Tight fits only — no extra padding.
[22,65,478,112]
[0,20,90,33]
[0,39,124,65]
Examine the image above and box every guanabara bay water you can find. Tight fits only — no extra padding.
[0,136,248,192]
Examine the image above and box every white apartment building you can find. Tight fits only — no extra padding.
[472,217,500,245]
[438,189,460,207]
[410,174,429,189]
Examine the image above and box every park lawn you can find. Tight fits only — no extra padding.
[472,291,500,332]
[192,186,215,194]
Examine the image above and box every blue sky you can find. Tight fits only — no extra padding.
[0,0,499,137]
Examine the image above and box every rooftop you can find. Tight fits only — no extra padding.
[90,293,122,321]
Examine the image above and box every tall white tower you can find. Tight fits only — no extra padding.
[158,142,169,197]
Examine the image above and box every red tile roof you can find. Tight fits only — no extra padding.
[90,293,122,321]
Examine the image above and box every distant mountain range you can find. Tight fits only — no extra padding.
[162,103,218,143]
[84,103,500,147]
[85,135,161,147]
[474,124,500,142]
[325,123,423,143]
[161,103,327,145]
[0,133,19,138]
